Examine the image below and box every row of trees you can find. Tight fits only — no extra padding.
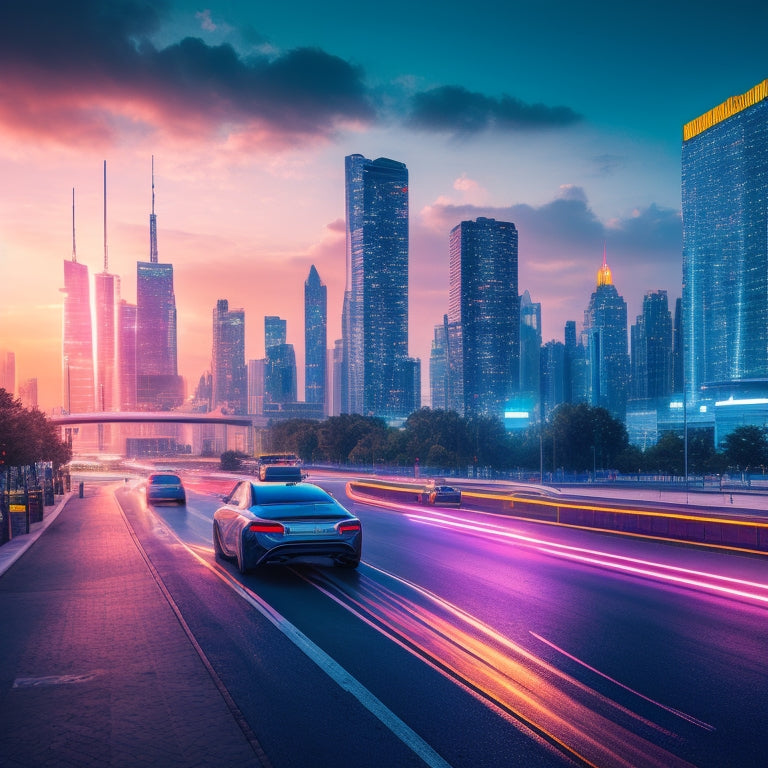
[0,389,72,472]
[266,405,768,477]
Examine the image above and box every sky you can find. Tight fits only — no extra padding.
[1,0,767,411]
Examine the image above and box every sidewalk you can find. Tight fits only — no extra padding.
[0,485,262,768]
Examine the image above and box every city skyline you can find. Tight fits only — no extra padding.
[1,1,767,410]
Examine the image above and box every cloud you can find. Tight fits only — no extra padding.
[415,188,682,342]
[407,85,582,136]
[0,0,374,149]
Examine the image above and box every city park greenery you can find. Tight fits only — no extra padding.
[261,404,768,478]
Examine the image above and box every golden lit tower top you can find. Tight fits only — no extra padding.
[683,79,768,141]
[597,243,613,287]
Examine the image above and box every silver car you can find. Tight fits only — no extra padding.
[213,480,362,573]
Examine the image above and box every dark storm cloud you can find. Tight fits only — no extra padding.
[0,0,374,145]
[407,85,582,135]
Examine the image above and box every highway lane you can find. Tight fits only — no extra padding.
[128,472,768,768]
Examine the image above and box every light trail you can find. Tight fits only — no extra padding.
[404,510,768,606]
[306,566,698,768]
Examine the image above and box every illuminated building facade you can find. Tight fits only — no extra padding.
[62,258,95,414]
[429,318,449,411]
[118,301,137,411]
[447,217,519,418]
[304,265,327,412]
[682,79,768,398]
[630,290,672,401]
[265,315,297,405]
[582,250,629,419]
[520,290,541,422]
[342,154,412,419]
[136,165,183,410]
[212,299,246,414]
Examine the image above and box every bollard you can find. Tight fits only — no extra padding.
[78,481,84,498]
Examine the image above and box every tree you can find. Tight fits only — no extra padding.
[220,450,247,471]
[0,389,71,471]
[720,426,768,471]
[643,432,684,475]
[545,403,628,472]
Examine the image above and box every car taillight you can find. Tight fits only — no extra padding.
[338,521,361,534]
[249,522,284,533]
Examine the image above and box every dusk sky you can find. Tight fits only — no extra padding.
[1,0,767,410]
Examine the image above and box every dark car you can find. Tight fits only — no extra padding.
[420,484,461,506]
[146,473,186,505]
[213,480,361,573]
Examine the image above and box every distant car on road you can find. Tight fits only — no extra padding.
[146,473,186,505]
[213,480,362,573]
[419,484,461,506]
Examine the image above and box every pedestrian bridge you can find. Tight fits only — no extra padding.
[51,412,253,428]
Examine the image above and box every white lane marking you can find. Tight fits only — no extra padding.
[183,544,453,768]
[530,633,715,732]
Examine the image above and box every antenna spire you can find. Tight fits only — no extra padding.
[71,188,77,262]
[149,155,159,263]
[103,160,108,272]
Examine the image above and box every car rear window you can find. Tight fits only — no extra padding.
[149,475,181,485]
[251,483,331,505]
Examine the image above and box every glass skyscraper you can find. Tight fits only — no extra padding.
[682,79,768,399]
[212,299,246,414]
[342,154,411,420]
[136,166,183,410]
[62,258,95,414]
[447,217,519,418]
[304,265,327,413]
[582,251,629,419]
[630,290,672,401]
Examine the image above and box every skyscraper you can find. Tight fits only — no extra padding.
[264,316,297,405]
[520,290,542,421]
[447,217,519,418]
[630,290,672,401]
[429,318,449,411]
[118,300,137,411]
[211,299,246,414]
[342,154,411,420]
[582,249,629,419]
[62,190,95,415]
[304,265,327,412]
[136,160,183,409]
[682,79,768,399]
[0,350,15,396]
[93,162,119,416]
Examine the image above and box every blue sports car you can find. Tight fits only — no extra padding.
[213,480,362,573]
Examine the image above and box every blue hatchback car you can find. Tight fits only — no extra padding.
[146,473,186,505]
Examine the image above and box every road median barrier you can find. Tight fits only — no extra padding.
[346,479,768,554]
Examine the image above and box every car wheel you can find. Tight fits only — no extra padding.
[213,523,225,560]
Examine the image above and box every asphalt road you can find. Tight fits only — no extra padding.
[119,472,768,768]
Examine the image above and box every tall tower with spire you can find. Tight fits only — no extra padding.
[136,158,183,409]
[582,247,629,419]
[150,155,158,263]
[62,189,96,418]
[93,161,120,419]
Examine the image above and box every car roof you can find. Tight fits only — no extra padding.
[148,473,182,482]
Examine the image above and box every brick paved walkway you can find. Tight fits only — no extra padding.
[0,486,262,768]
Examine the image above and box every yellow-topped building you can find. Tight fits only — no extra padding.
[683,79,768,141]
